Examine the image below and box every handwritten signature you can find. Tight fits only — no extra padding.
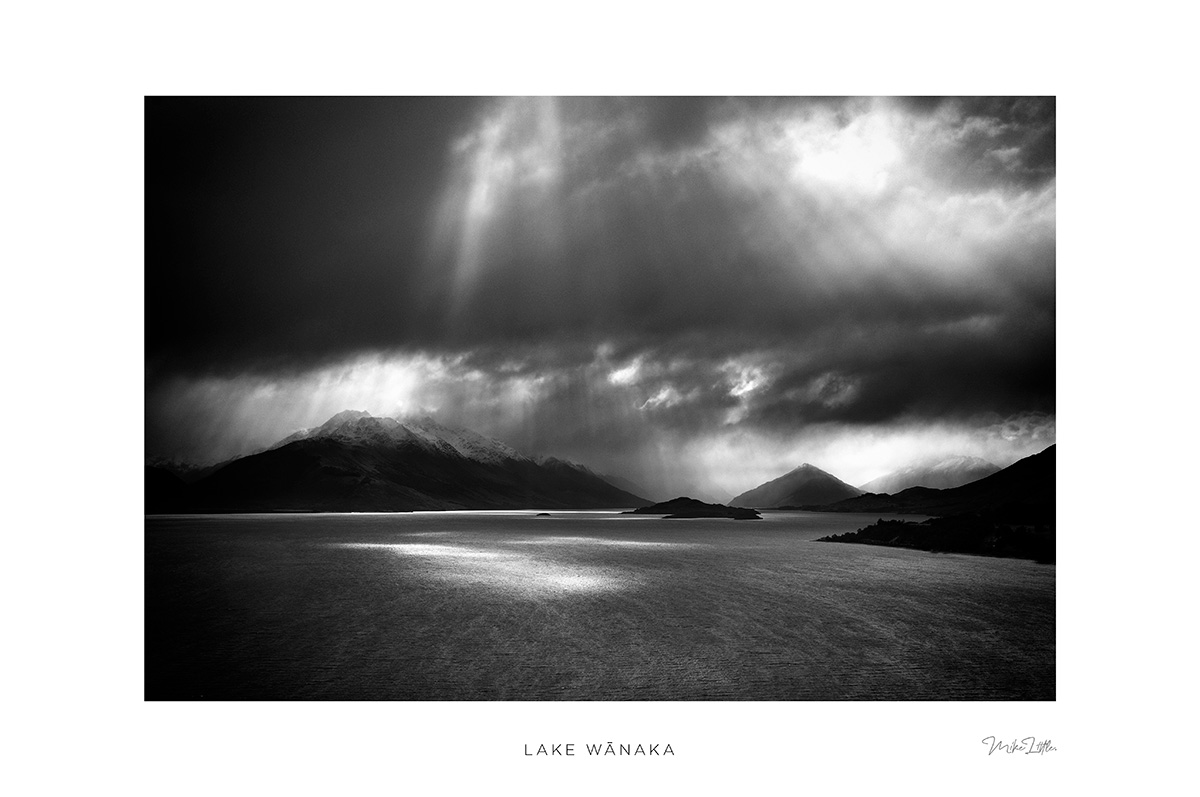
[982,736,1056,755]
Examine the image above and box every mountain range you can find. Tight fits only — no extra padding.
[814,445,1056,562]
[811,445,1055,520]
[146,410,1055,519]
[145,410,651,512]
[729,464,863,508]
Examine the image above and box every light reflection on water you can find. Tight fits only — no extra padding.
[338,542,501,558]
[334,540,632,596]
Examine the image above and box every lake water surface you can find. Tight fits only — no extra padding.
[145,510,1054,700]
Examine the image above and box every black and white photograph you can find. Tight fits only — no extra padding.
[145,95,1055,701]
[12,4,1198,794]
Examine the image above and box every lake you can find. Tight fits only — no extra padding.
[145,510,1054,700]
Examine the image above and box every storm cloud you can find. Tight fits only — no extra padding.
[146,96,1054,498]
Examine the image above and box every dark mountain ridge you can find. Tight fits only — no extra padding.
[809,445,1055,519]
[146,411,651,513]
[814,446,1056,562]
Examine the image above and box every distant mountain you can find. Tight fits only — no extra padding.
[626,497,761,519]
[729,464,863,508]
[813,445,1055,520]
[146,411,651,513]
[858,455,1000,494]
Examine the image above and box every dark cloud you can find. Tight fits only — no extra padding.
[632,96,716,150]
[946,96,1055,187]
[744,314,1055,429]
[146,97,1054,486]
[893,96,948,115]
[145,96,479,379]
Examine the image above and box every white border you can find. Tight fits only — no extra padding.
[9,1,1196,793]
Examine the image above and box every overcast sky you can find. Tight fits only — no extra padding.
[146,96,1054,499]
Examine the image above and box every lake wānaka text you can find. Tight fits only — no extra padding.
[524,743,675,756]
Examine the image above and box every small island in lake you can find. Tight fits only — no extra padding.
[625,497,762,519]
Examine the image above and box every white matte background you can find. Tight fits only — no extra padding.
[3,1,1195,793]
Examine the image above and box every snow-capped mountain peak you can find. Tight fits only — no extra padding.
[273,410,533,466]
[400,415,530,464]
